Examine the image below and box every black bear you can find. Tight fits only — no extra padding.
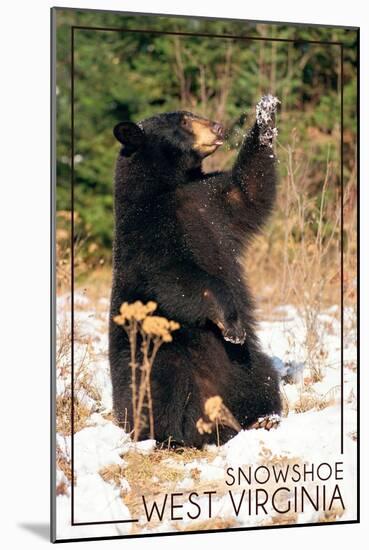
[109,96,282,447]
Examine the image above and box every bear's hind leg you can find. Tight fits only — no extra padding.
[150,345,194,446]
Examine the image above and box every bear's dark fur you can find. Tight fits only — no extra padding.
[109,100,282,447]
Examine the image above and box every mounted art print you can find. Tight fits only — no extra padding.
[51,6,359,542]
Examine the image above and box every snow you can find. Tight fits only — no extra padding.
[73,422,129,476]
[55,292,357,539]
[223,406,355,466]
[256,95,279,126]
[256,94,280,146]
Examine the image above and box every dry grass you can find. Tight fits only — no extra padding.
[122,452,189,521]
[97,446,215,523]
[176,517,238,531]
[293,391,323,414]
[158,446,214,463]
[56,311,102,436]
[124,451,185,486]
[293,387,338,414]
[99,463,126,486]
[261,512,298,527]
[113,301,180,441]
[56,211,72,291]
[56,210,102,293]
[56,444,72,483]
[319,506,345,523]
[98,446,212,489]
[56,394,91,435]
[262,512,299,526]
[56,479,69,497]
[123,446,212,486]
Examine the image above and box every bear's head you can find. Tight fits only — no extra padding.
[113,111,224,166]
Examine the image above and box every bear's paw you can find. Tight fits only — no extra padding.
[249,413,281,431]
[256,95,280,147]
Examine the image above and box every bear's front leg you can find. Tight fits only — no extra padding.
[150,264,246,344]
[231,95,280,233]
[203,285,246,344]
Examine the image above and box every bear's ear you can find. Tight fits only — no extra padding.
[113,122,145,154]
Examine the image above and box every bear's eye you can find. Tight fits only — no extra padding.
[181,117,191,129]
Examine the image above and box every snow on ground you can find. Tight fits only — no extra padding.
[55,292,357,540]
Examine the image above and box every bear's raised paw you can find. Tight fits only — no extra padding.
[256,95,280,147]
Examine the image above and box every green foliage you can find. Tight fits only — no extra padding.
[55,9,357,265]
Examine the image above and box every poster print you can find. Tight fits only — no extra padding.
[51,7,359,542]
